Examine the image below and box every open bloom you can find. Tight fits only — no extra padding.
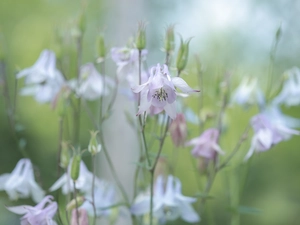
[0,158,45,203]
[244,106,300,160]
[68,63,113,100]
[7,195,58,225]
[16,49,64,103]
[131,175,200,224]
[81,180,117,217]
[186,128,224,160]
[49,159,99,194]
[132,64,199,119]
[273,67,300,106]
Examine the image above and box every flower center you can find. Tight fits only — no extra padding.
[152,88,168,101]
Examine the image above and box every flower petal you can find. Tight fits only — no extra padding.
[172,77,199,93]
[164,102,177,119]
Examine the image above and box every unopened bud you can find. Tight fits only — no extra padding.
[176,37,192,73]
[109,207,119,225]
[97,34,106,59]
[276,22,282,41]
[136,22,146,50]
[78,12,86,35]
[53,86,71,117]
[60,141,70,169]
[67,196,86,211]
[71,208,89,225]
[164,25,175,53]
[169,113,187,147]
[71,155,81,181]
[88,130,101,155]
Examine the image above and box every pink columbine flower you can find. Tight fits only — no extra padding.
[186,128,224,160]
[71,208,89,225]
[169,113,187,147]
[244,107,300,160]
[6,195,58,225]
[132,64,199,119]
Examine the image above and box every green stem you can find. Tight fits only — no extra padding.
[91,155,97,225]
[73,181,80,225]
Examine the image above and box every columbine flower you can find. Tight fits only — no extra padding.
[111,47,147,80]
[169,113,187,147]
[244,106,300,160]
[81,181,117,217]
[16,49,64,103]
[272,67,300,106]
[0,158,45,203]
[49,159,99,194]
[231,77,261,106]
[69,63,113,100]
[131,175,200,224]
[186,128,224,160]
[132,64,199,119]
[6,195,57,225]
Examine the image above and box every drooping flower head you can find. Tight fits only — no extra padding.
[16,49,64,103]
[68,63,113,101]
[132,63,199,119]
[131,175,200,224]
[0,158,45,203]
[186,128,224,160]
[272,67,300,106]
[49,159,100,194]
[244,106,300,160]
[6,195,57,225]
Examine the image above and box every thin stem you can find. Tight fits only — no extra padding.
[195,55,204,133]
[73,181,80,225]
[56,117,64,177]
[91,155,97,225]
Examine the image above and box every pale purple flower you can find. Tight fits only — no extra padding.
[273,67,300,106]
[16,50,64,103]
[169,113,187,147]
[111,47,147,81]
[68,63,113,100]
[6,195,57,225]
[186,128,224,160]
[244,106,300,160]
[131,175,200,224]
[132,64,199,119]
[49,160,100,194]
[0,159,45,203]
[81,180,117,217]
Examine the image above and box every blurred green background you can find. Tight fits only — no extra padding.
[1,0,300,224]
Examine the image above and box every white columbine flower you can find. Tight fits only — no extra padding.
[49,159,100,194]
[244,106,300,160]
[273,67,300,106]
[81,180,117,217]
[231,77,262,106]
[131,175,200,224]
[132,64,199,119]
[7,195,58,225]
[68,63,113,101]
[0,158,45,203]
[16,49,65,103]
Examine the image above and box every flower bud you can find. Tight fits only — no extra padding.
[276,22,282,41]
[164,25,175,53]
[88,130,101,155]
[71,155,81,181]
[67,196,86,211]
[97,34,106,59]
[53,86,71,117]
[136,22,146,50]
[169,113,187,147]
[60,141,70,169]
[71,208,89,225]
[109,207,119,225]
[176,37,192,73]
[78,12,86,35]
